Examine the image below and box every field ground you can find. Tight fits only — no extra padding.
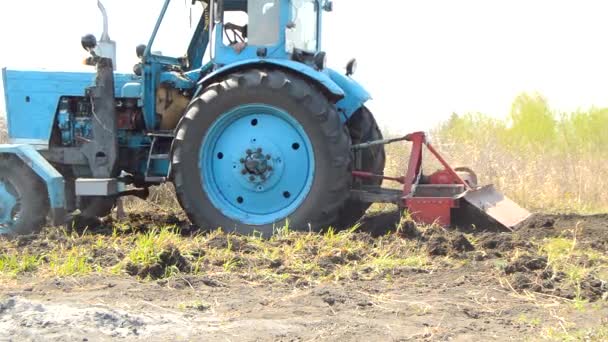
[1,211,607,341]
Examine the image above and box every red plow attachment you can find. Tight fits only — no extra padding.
[351,132,531,230]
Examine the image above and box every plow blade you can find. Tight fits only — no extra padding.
[462,185,532,230]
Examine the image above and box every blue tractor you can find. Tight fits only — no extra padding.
[0,0,385,236]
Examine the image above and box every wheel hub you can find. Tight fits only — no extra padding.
[200,104,315,225]
[0,182,18,226]
[241,148,274,183]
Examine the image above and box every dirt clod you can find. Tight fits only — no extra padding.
[451,234,475,252]
[427,236,449,256]
[505,255,547,274]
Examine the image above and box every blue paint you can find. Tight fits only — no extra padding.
[186,5,210,71]
[0,182,18,231]
[150,159,170,177]
[327,68,371,121]
[159,71,197,89]
[121,82,142,98]
[0,145,65,212]
[200,104,315,225]
[56,98,73,146]
[2,68,136,143]
[199,58,345,99]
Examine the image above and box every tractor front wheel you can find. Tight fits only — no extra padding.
[0,155,49,235]
[171,69,352,237]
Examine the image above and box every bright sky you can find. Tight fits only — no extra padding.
[1,0,608,134]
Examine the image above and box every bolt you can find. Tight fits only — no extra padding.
[257,148,262,153]
[241,169,248,175]
[266,154,271,160]
[246,149,252,155]
[260,174,266,181]
[249,175,256,182]
[240,158,245,164]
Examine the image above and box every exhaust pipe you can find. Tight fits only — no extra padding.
[95,0,117,70]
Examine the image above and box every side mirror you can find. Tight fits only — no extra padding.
[136,44,147,59]
[323,1,333,12]
[346,58,357,76]
[81,34,98,52]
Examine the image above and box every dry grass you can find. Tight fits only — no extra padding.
[0,222,446,283]
[429,130,607,214]
[378,93,608,214]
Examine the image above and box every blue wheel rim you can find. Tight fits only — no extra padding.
[200,104,315,225]
[0,180,19,233]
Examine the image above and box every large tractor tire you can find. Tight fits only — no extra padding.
[338,107,386,228]
[0,155,49,235]
[172,69,352,237]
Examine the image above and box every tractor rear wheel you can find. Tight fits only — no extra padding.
[0,155,49,235]
[338,106,386,228]
[172,69,352,237]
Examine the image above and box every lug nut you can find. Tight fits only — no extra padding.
[257,148,262,153]
[249,175,256,181]
[246,149,252,155]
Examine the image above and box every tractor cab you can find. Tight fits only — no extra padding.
[143,0,331,71]
[208,0,328,67]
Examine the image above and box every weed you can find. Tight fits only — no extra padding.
[0,254,39,275]
[48,248,92,276]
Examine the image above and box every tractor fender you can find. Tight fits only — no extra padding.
[197,59,345,103]
[0,144,65,224]
[326,68,372,121]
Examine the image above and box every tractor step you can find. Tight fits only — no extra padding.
[149,154,169,160]
[146,131,175,138]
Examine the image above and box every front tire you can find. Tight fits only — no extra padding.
[172,69,351,237]
[0,155,49,235]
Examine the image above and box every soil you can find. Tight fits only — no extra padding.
[1,212,607,341]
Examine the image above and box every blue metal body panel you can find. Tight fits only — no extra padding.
[198,59,345,98]
[0,144,65,210]
[2,68,137,143]
[200,104,314,224]
[198,60,371,121]
[121,82,142,99]
[327,69,372,120]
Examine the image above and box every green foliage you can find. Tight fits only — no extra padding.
[432,92,608,213]
[0,253,39,275]
[48,248,93,276]
[508,93,556,147]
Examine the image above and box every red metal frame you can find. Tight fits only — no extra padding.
[352,131,470,226]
